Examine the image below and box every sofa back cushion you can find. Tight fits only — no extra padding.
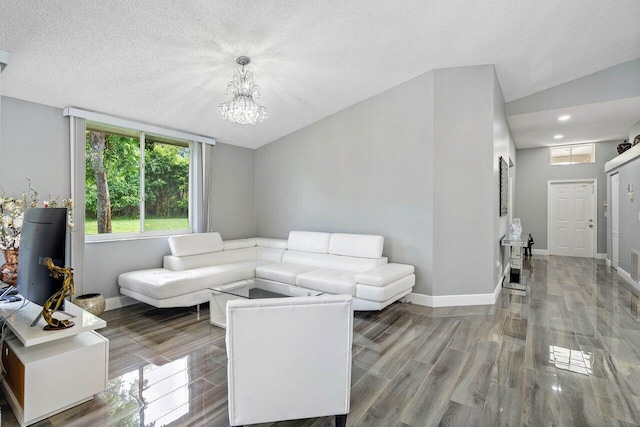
[328,233,384,259]
[256,247,286,263]
[224,239,257,251]
[164,247,257,271]
[287,231,331,254]
[282,250,387,273]
[169,232,224,257]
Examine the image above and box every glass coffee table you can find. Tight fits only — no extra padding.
[209,279,324,328]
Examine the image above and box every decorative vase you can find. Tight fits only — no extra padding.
[0,249,19,285]
[73,293,106,317]
[617,142,632,154]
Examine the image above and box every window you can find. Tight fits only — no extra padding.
[85,124,191,237]
[550,144,595,165]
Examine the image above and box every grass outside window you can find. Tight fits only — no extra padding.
[85,217,189,235]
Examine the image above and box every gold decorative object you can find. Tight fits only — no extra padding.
[42,257,75,331]
[0,248,19,285]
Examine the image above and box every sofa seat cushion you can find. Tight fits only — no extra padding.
[119,259,269,299]
[255,263,317,285]
[296,269,357,296]
[354,263,415,287]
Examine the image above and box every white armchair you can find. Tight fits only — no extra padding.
[226,295,353,426]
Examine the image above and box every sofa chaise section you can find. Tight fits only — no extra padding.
[119,233,286,308]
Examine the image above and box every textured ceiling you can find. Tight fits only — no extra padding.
[1,1,639,149]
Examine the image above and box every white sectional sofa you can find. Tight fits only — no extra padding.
[118,231,415,311]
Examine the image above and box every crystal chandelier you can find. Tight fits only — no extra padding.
[218,56,267,125]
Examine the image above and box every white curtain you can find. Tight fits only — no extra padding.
[69,116,87,295]
[192,141,214,233]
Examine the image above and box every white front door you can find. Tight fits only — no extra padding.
[612,173,620,269]
[549,182,595,257]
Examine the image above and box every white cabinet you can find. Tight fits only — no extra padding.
[1,330,108,426]
[0,301,109,426]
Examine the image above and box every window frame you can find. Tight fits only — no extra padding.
[84,123,195,242]
[550,143,596,166]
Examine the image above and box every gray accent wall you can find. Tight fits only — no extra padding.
[514,140,619,253]
[256,64,515,298]
[629,119,640,143]
[606,118,640,274]
[210,143,256,239]
[255,71,436,295]
[0,97,70,198]
[611,155,640,273]
[1,96,256,298]
[431,66,495,296]
[493,71,518,291]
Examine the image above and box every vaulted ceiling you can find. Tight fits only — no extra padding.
[1,1,639,149]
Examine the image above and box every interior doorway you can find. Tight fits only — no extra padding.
[611,173,620,269]
[548,180,596,258]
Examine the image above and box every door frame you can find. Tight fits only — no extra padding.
[611,172,620,269]
[547,179,598,258]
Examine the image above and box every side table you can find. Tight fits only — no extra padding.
[501,237,528,294]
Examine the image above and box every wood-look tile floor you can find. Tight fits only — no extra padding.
[3,256,640,426]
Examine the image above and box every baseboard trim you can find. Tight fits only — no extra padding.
[105,295,139,311]
[606,258,612,267]
[617,267,640,292]
[531,249,605,259]
[407,281,503,308]
[532,249,549,256]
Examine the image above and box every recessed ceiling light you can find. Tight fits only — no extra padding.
[554,135,564,139]
[558,115,571,121]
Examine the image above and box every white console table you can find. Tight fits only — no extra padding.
[0,300,108,426]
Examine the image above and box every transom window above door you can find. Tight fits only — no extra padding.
[550,144,595,165]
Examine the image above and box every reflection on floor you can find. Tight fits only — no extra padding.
[3,256,640,426]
